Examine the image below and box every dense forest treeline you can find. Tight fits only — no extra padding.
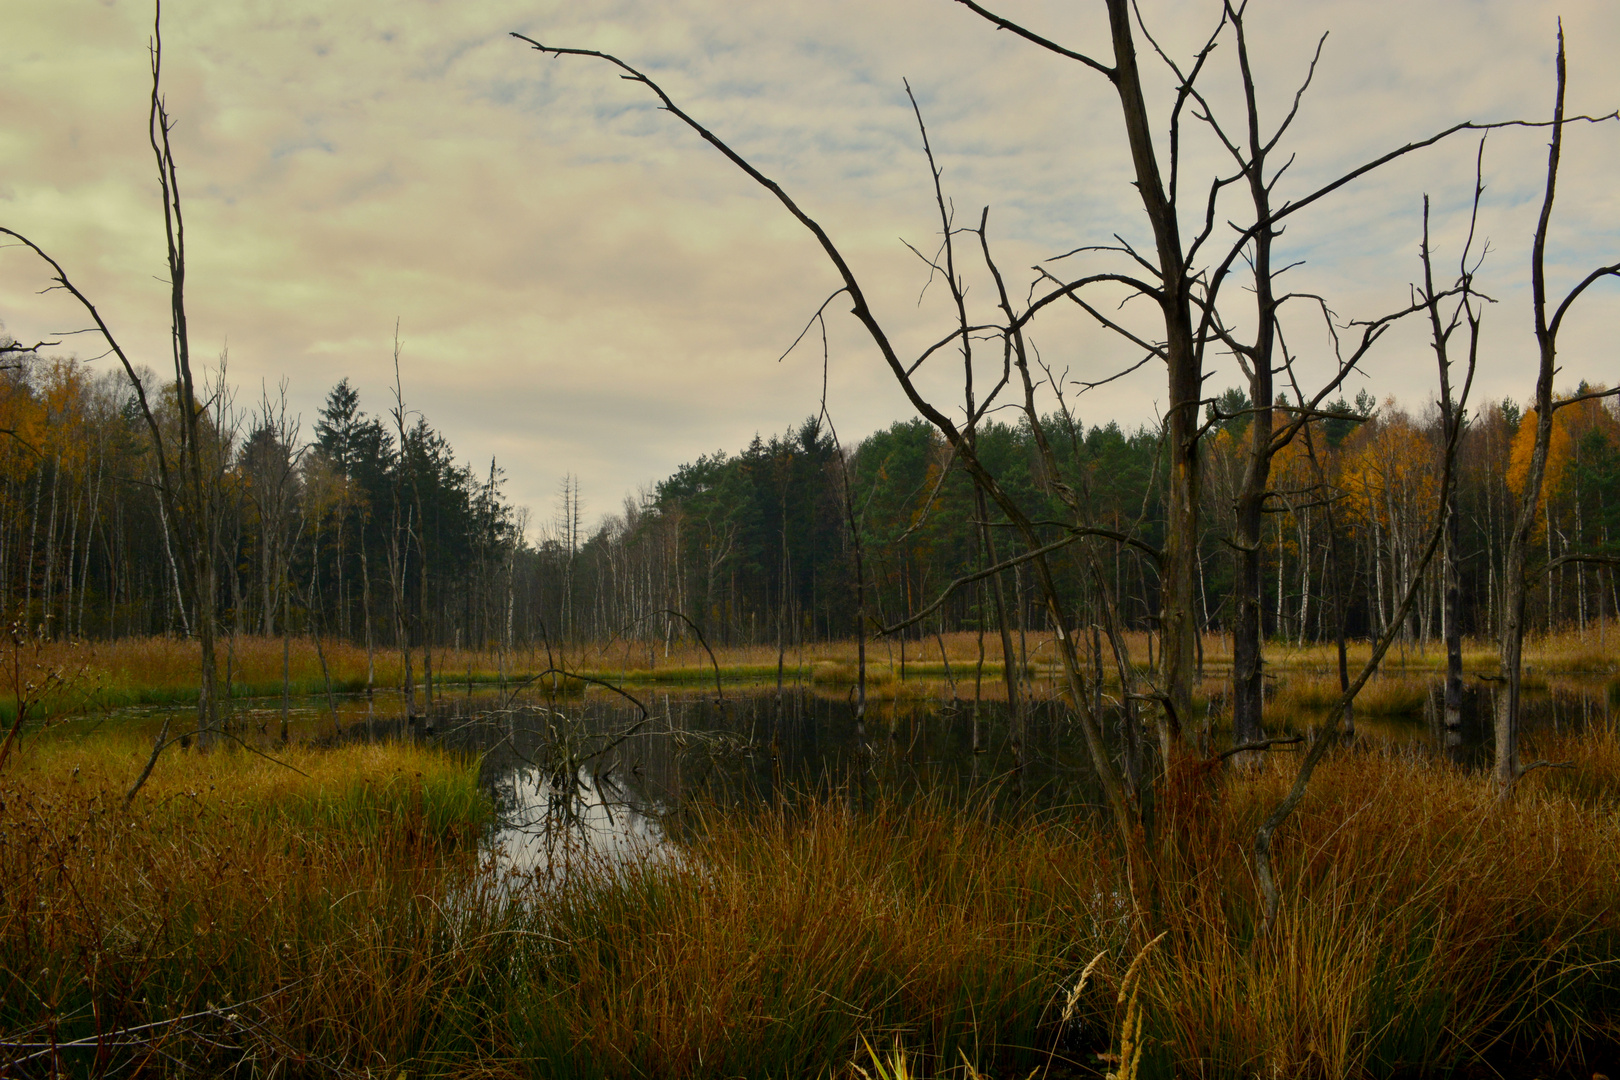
[2,339,1616,660]
[0,351,521,656]
[583,386,1620,653]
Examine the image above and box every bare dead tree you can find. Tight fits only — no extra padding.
[1,1,225,798]
[1254,201,1482,931]
[951,0,1209,735]
[1417,142,1490,754]
[385,326,418,726]
[514,5,1605,919]
[900,81,1023,761]
[1170,5,1361,756]
[808,308,871,745]
[1496,25,1620,797]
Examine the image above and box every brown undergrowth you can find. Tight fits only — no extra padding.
[2,725,1619,1077]
[0,738,497,1075]
[1152,747,1620,1078]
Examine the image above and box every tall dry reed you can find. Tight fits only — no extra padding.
[4,725,1620,1076]
[0,738,498,1075]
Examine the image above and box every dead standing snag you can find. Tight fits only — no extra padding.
[1253,184,1482,932]
[1496,24,1620,798]
[512,32,1145,878]
[1,1,226,799]
[514,8,1601,921]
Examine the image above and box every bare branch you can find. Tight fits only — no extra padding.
[511,35,965,446]
[890,446,960,545]
[1260,29,1328,156]
[949,0,1116,78]
[876,534,1082,636]
[1019,270,1165,329]
[907,324,1002,378]
[1275,113,1619,226]
[0,228,174,498]
[905,79,979,424]
[1218,734,1302,762]
[0,338,58,356]
[1548,264,1620,340]
[1540,553,1620,575]
[776,288,850,363]
[1130,0,1227,209]
[1035,266,1168,361]
[1073,352,1157,393]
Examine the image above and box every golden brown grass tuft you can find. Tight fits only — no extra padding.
[1145,743,1620,1078]
[1270,671,1433,716]
[5,706,1620,1076]
[0,736,496,1075]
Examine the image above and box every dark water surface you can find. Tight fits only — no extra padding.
[418,674,1618,878]
[440,688,1106,881]
[68,671,1620,877]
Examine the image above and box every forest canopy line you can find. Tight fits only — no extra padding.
[1,339,1615,659]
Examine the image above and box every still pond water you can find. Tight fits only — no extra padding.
[77,672,1620,878]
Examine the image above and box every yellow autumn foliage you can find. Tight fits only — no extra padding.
[1335,406,1439,534]
[1505,387,1617,538]
[1505,408,1572,502]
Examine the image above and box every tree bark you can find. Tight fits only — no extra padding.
[1103,0,1201,742]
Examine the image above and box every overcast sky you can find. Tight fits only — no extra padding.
[3,1,1618,535]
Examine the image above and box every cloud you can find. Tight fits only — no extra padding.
[2,0,1617,533]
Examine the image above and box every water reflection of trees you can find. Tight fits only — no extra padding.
[349,677,1620,882]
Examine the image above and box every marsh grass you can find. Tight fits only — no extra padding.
[8,628,1610,728]
[1522,722,1620,810]
[1257,629,1618,678]
[4,718,1620,1076]
[1151,749,1620,1078]
[11,733,491,839]
[0,737,500,1075]
[511,739,1620,1079]
[1270,672,1434,717]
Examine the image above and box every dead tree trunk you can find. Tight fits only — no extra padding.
[2,3,224,790]
[1498,28,1620,797]
[517,4,1541,916]
[1419,186,1482,752]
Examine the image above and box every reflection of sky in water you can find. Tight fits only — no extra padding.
[486,764,672,887]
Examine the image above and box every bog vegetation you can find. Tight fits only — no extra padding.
[4,0,1620,1076]
[4,722,1620,1077]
